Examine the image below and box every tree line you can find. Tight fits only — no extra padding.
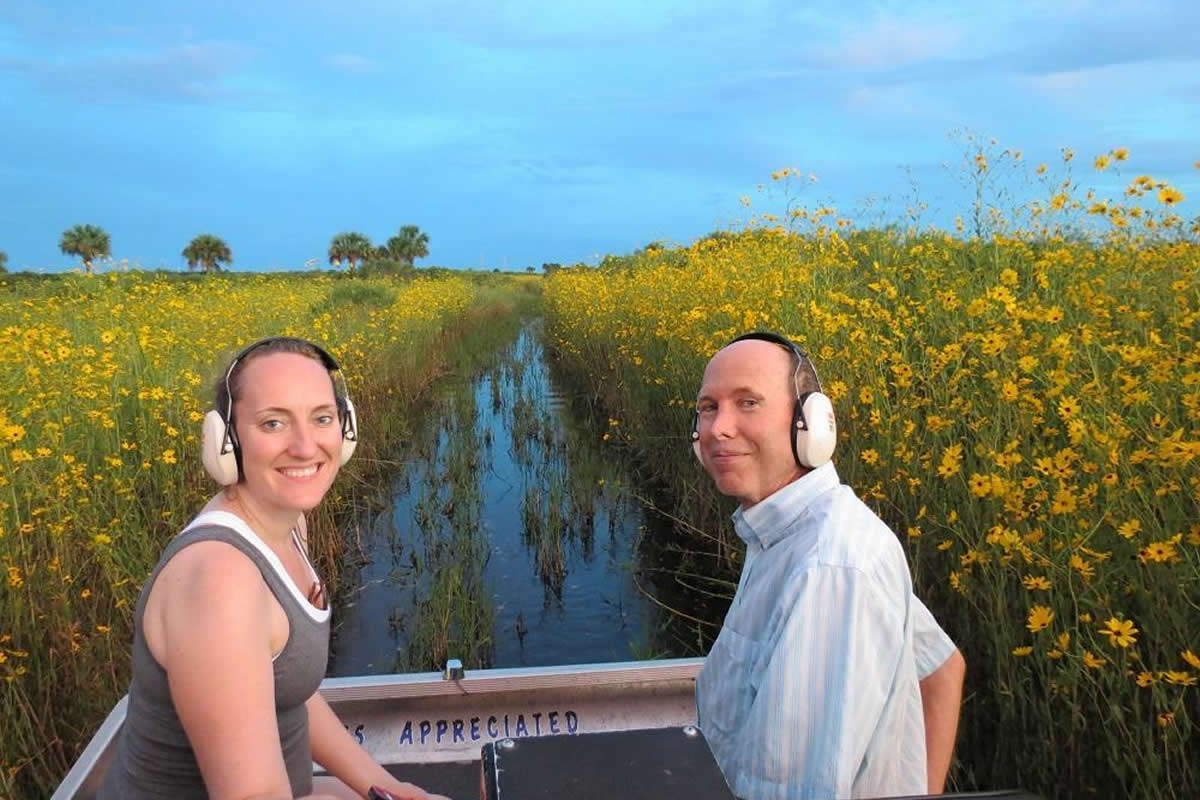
[327,225,429,274]
[1,224,431,275]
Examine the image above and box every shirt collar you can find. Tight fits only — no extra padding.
[731,462,840,550]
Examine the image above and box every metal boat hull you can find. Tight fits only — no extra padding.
[51,658,704,800]
[52,657,1041,800]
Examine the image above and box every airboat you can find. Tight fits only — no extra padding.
[53,657,1039,800]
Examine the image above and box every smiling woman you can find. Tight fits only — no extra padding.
[97,337,448,800]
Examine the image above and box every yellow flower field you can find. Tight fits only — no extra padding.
[0,271,480,797]
[545,156,1198,799]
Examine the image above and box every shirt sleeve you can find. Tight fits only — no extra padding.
[742,566,905,800]
[911,594,956,679]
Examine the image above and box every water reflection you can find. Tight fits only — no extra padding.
[329,322,665,674]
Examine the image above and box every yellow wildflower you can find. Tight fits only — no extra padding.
[1099,617,1138,648]
[1117,520,1141,539]
[937,443,964,479]
[949,571,963,593]
[1070,554,1095,579]
[1140,539,1177,563]
[1050,487,1077,515]
[1157,187,1184,205]
[1027,605,1054,633]
[1161,671,1196,686]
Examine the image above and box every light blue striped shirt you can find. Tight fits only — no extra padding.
[697,463,942,799]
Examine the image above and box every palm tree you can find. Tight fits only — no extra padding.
[59,224,111,274]
[182,234,233,272]
[328,232,373,273]
[385,225,430,268]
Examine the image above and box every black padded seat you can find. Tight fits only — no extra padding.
[384,760,481,799]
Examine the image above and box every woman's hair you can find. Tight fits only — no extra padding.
[213,337,342,425]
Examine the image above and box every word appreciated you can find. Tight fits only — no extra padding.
[398,709,580,747]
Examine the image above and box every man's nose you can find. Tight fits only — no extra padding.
[706,406,736,439]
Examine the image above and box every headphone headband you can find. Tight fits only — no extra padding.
[223,337,343,416]
[727,331,824,396]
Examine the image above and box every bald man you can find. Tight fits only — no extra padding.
[691,332,964,800]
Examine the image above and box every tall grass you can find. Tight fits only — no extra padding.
[0,270,531,798]
[543,152,1199,799]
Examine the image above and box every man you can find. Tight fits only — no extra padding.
[692,332,965,800]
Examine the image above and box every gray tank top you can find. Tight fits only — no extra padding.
[98,511,330,799]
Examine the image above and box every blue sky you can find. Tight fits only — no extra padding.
[1,0,1197,272]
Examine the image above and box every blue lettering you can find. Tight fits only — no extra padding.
[408,710,578,742]
[354,724,365,746]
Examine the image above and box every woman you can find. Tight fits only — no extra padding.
[99,337,449,800]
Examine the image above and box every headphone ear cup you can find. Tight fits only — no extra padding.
[690,412,703,463]
[201,410,239,486]
[339,398,359,465]
[795,392,837,468]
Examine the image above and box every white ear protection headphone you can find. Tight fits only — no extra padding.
[200,337,359,486]
[690,331,836,469]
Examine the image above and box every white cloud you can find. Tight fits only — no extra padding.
[1031,69,1092,92]
[831,15,962,71]
[0,41,259,105]
[844,84,914,112]
[323,53,376,73]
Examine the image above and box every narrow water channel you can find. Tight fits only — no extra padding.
[329,322,667,675]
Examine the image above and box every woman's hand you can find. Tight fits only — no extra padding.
[367,784,452,800]
[308,695,452,800]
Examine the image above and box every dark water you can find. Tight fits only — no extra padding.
[328,323,670,674]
